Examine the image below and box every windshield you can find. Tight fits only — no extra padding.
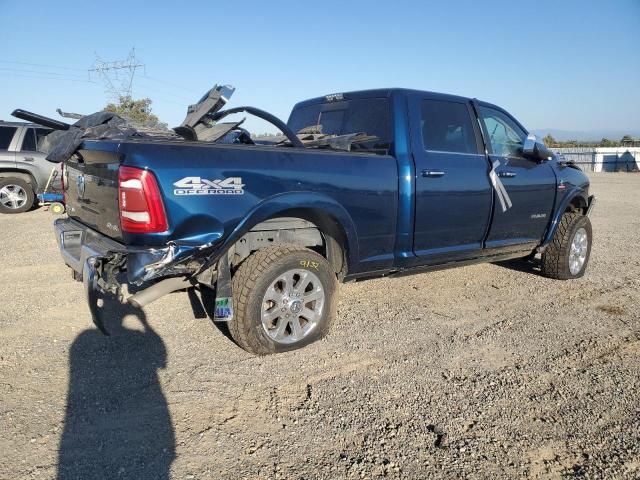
[287,97,393,153]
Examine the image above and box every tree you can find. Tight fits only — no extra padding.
[105,95,167,129]
[543,134,556,147]
[600,138,614,147]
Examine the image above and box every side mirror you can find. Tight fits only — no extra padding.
[523,133,553,162]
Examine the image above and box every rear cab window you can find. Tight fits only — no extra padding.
[420,99,480,154]
[0,126,18,150]
[287,97,393,154]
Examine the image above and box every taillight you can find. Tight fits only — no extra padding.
[118,166,168,233]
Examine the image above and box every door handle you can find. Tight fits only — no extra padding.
[422,170,445,178]
[498,171,517,178]
[23,156,34,162]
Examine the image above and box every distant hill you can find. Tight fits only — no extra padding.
[531,128,640,142]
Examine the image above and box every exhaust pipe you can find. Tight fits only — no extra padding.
[128,276,194,308]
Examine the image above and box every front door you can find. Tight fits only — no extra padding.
[476,104,557,250]
[409,94,493,263]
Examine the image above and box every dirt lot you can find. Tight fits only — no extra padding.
[1,173,639,479]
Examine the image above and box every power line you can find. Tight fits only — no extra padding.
[132,90,187,106]
[0,58,200,98]
[4,72,97,83]
[135,79,195,102]
[0,67,90,80]
[0,59,87,71]
[140,75,201,95]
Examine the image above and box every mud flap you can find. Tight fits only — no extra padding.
[83,258,110,336]
[213,253,234,322]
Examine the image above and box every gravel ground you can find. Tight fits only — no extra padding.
[1,173,639,480]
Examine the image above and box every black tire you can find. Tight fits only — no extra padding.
[541,212,592,280]
[0,177,35,214]
[71,269,82,282]
[229,244,338,355]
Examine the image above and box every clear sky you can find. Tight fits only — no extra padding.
[0,0,638,136]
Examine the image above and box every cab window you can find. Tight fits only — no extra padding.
[20,128,50,152]
[21,128,37,151]
[479,106,527,158]
[421,99,479,154]
[0,126,17,150]
[287,98,393,153]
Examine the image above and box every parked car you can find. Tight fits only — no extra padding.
[0,121,59,213]
[37,88,594,354]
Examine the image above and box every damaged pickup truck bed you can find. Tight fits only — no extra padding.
[15,85,595,354]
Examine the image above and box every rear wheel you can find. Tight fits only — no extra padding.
[229,244,338,355]
[0,178,34,214]
[541,213,592,280]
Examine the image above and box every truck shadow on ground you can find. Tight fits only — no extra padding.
[493,257,542,275]
[57,296,175,480]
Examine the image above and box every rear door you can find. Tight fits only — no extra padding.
[408,94,493,262]
[476,105,556,250]
[0,125,18,168]
[16,127,57,192]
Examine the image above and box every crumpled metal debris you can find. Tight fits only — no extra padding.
[253,126,380,152]
[16,83,383,160]
[198,119,246,142]
[174,84,235,141]
[301,132,379,151]
[56,108,83,120]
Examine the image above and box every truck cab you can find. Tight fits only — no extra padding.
[287,90,590,270]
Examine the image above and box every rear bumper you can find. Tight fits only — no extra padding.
[53,217,188,284]
[54,217,127,278]
[54,217,200,334]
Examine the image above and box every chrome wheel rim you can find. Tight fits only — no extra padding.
[0,184,27,209]
[261,268,325,344]
[569,227,588,275]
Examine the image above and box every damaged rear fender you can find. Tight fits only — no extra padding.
[194,191,359,277]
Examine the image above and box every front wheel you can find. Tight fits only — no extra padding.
[0,178,35,214]
[228,244,338,355]
[541,213,592,280]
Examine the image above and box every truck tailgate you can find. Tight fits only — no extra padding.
[64,148,123,241]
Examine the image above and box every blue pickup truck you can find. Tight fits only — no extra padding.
[35,88,594,354]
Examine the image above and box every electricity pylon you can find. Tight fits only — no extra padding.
[89,48,144,100]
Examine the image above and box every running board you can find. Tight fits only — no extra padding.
[387,249,533,278]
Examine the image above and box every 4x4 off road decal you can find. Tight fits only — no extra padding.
[489,160,513,212]
[173,176,244,196]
